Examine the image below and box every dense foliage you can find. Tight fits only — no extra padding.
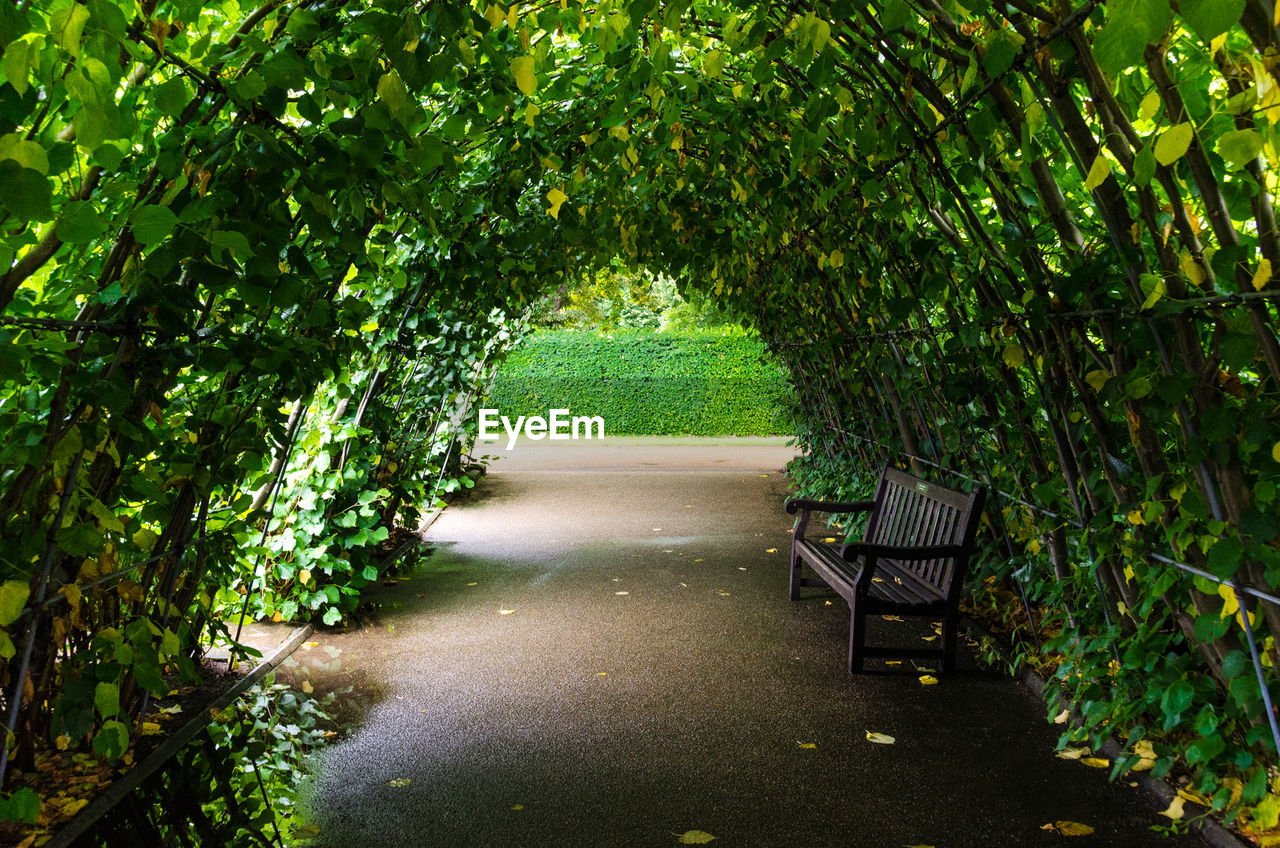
[2,0,1279,835]
[487,329,788,435]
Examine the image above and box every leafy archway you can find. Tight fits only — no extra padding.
[3,0,1280,829]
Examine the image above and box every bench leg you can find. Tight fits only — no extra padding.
[941,610,957,675]
[789,545,802,601]
[848,602,866,674]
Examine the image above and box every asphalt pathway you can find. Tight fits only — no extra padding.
[287,438,1203,847]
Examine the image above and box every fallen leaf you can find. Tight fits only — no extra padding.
[882,615,903,622]
[300,680,314,694]
[823,537,837,543]
[677,831,717,844]
[466,582,478,586]
[885,660,902,666]
[387,778,412,787]
[824,600,833,606]
[872,577,885,583]
[1131,739,1156,771]
[1081,757,1110,768]
[765,548,778,553]
[921,635,939,642]
[1041,821,1095,836]
[664,549,675,553]
[140,721,163,735]
[511,804,524,811]
[738,567,747,571]
[596,672,608,676]
[919,675,939,685]
[759,474,769,477]
[865,731,896,744]
[499,609,515,615]
[1056,747,1090,760]
[797,741,817,749]
[1177,787,1212,806]
[615,591,630,596]
[1161,796,1185,820]
[1052,709,1069,724]
[652,528,662,531]
[694,558,705,562]
[716,590,731,596]
[302,641,319,649]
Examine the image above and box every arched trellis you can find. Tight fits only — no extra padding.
[1,0,1278,821]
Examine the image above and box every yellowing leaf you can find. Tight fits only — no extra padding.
[1081,757,1110,768]
[677,831,717,844]
[1273,441,1280,463]
[1002,343,1024,369]
[1155,122,1194,166]
[797,741,817,749]
[546,187,568,219]
[140,721,162,735]
[829,249,844,269]
[919,675,939,685]
[1127,509,1146,526]
[1138,91,1161,122]
[1041,821,1095,836]
[1161,795,1186,820]
[1179,249,1206,287]
[1253,258,1273,291]
[510,55,536,96]
[1083,154,1111,192]
[865,731,895,744]
[1055,747,1090,760]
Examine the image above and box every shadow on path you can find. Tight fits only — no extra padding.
[286,438,1201,847]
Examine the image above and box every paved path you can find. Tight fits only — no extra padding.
[288,439,1201,847]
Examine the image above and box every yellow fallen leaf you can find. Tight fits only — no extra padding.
[865,731,896,744]
[823,537,837,543]
[1131,739,1156,771]
[797,741,817,749]
[765,548,778,553]
[1041,821,1095,836]
[62,798,89,816]
[55,734,71,750]
[302,641,319,649]
[615,591,630,596]
[466,582,478,586]
[140,721,163,735]
[1161,796,1186,820]
[1056,747,1090,760]
[824,600,833,606]
[882,615,904,622]
[511,804,524,811]
[387,778,412,787]
[872,577,885,583]
[677,831,717,845]
[500,609,515,615]
[759,474,769,477]
[921,635,939,642]
[300,680,313,694]
[885,660,902,666]
[919,675,939,685]
[596,672,608,676]
[1052,709,1069,724]
[694,558,705,562]
[1177,787,1212,806]
[1081,757,1110,768]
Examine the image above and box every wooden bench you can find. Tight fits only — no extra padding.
[785,463,986,674]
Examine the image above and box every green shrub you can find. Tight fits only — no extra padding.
[486,329,790,436]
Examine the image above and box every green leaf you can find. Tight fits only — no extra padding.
[511,55,536,96]
[0,580,30,628]
[880,0,911,31]
[93,719,129,759]
[0,787,40,824]
[94,681,120,718]
[211,229,255,260]
[982,29,1024,78]
[1161,679,1194,716]
[1178,0,1244,42]
[1207,536,1243,576]
[51,2,91,57]
[0,163,53,222]
[703,49,724,79]
[376,70,412,125]
[153,76,191,118]
[130,204,179,245]
[1216,129,1262,169]
[2,36,34,97]
[1093,0,1171,76]
[1154,122,1194,166]
[1133,144,1157,186]
[57,201,107,244]
[0,629,13,661]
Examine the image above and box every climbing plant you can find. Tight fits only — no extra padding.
[1,0,1279,835]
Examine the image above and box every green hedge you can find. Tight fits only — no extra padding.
[486,330,790,436]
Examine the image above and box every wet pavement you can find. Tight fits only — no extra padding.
[285,438,1204,847]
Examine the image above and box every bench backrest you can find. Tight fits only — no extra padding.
[863,465,986,599]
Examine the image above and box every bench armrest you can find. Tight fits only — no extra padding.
[841,542,965,562]
[785,498,876,516]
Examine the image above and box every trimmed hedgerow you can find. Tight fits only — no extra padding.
[486,330,789,436]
